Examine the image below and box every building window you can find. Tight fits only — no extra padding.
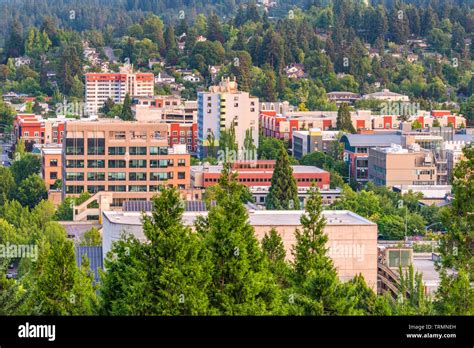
[108,160,126,168]
[150,172,169,181]
[129,146,147,155]
[108,147,126,155]
[128,185,147,192]
[50,172,57,179]
[129,172,147,181]
[66,160,84,168]
[87,160,105,168]
[24,132,29,138]
[149,185,165,192]
[87,172,105,181]
[34,131,39,137]
[108,185,126,192]
[108,172,126,181]
[150,159,168,168]
[87,138,105,155]
[178,172,186,180]
[87,185,105,194]
[66,185,84,194]
[66,138,84,155]
[129,159,147,168]
[178,159,186,167]
[172,131,178,136]
[66,172,84,181]
[50,159,58,167]
[150,146,168,155]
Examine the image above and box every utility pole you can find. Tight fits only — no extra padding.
[398,200,408,246]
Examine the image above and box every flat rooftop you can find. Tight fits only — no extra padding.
[103,209,375,227]
[190,165,328,174]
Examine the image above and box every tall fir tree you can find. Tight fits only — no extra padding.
[196,163,283,315]
[120,93,134,121]
[266,144,299,210]
[290,186,359,315]
[101,188,211,315]
[435,144,474,314]
[23,225,98,315]
[337,102,355,133]
[262,228,290,288]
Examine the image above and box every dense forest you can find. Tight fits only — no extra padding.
[0,0,473,122]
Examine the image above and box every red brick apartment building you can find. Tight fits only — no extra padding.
[191,160,330,189]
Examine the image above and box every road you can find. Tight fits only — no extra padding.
[0,138,13,166]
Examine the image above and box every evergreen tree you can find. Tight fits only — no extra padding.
[290,186,359,315]
[262,228,290,288]
[196,163,283,315]
[266,144,299,210]
[230,51,252,92]
[5,18,24,58]
[141,188,211,314]
[99,97,115,115]
[58,44,82,96]
[435,144,474,314]
[120,94,134,121]
[337,103,355,133]
[23,226,98,315]
[206,13,224,43]
[143,14,166,55]
[101,188,212,315]
[164,25,176,51]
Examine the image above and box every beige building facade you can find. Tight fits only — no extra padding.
[62,120,190,206]
[102,209,378,290]
[369,144,437,187]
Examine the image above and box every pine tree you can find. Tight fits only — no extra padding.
[120,93,134,121]
[23,226,98,315]
[291,186,331,282]
[99,97,115,115]
[164,25,176,51]
[262,228,290,288]
[5,18,24,58]
[289,186,359,315]
[206,13,224,43]
[101,188,211,315]
[337,102,355,133]
[196,163,283,315]
[141,188,211,315]
[266,144,299,210]
[435,144,474,314]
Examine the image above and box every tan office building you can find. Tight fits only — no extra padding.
[62,120,190,206]
[368,144,437,187]
[102,209,378,290]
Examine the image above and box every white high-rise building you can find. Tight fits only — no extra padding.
[85,65,154,115]
[197,78,259,159]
